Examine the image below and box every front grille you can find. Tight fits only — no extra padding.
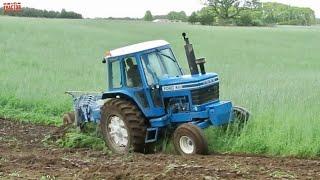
[191,83,219,105]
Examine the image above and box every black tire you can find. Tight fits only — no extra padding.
[62,111,75,125]
[173,123,208,155]
[100,98,146,154]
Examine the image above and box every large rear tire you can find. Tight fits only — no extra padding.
[173,123,208,155]
[100,98,147,154]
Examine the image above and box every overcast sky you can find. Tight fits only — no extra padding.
[1,0,319,18]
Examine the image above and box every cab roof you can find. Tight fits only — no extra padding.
[107,40,169,58]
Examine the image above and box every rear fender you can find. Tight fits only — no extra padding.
[101,91,147,118]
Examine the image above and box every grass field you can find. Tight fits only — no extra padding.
[1,16,320,157]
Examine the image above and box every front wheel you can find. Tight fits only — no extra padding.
[173,123,208,155]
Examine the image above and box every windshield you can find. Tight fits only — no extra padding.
[141,48,182,85]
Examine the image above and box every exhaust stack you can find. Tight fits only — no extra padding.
[182,32,206,75]
[182,32,199,75]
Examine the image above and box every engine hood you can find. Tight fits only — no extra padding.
[158,72,218,89]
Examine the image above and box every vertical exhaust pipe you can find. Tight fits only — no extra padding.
[182,32,206,75]
[182,32,199,75]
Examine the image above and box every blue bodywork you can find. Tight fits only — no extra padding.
[71,44,234,143]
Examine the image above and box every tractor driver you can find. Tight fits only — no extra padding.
[126,58,141,87]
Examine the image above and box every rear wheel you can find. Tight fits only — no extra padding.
[100,98,146,154]
[173,123,208,155]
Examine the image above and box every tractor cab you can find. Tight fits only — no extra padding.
[102,40,182,117]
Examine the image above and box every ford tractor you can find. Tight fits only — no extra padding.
[63,33,249,155]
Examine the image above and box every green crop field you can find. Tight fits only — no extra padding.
[1,16,320,157]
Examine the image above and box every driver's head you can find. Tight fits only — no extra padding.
[126,58,134,68]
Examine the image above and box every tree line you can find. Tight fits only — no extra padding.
[143,1,316,26]
[144,10,188,22]
[188,1,316,26]
[0,7,82,19]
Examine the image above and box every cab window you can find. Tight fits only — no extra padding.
[110,60,122,88]
[141,48,182,86]
[124,57,142,87]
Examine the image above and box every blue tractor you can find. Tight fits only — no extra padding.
[63,33,249,155]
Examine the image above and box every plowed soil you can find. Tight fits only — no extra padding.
[1,118,320,179]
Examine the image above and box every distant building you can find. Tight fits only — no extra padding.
[152,19,170,23]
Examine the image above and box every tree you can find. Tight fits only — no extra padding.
[144,10,153,21]
[179,11,188,22]
[236,10,253,25]
[201,0,259,23]
[0,7,82,19]
[60,9,67,18]
[206,0,242,20]
[167,11,188,22]
[261,2,316,26]
[59,8,82,19]
[188,12,198,24]
[197,7,216,25]
[245,0,261,9]
[235,3,264,26]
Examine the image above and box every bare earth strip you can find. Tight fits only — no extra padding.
[0,118,320,179]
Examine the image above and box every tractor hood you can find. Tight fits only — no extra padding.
[159,73,219,91]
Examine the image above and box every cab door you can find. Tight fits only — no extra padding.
[122,56,149,110]
[139,52,165,117]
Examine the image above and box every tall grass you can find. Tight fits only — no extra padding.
[1,16,320,157]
